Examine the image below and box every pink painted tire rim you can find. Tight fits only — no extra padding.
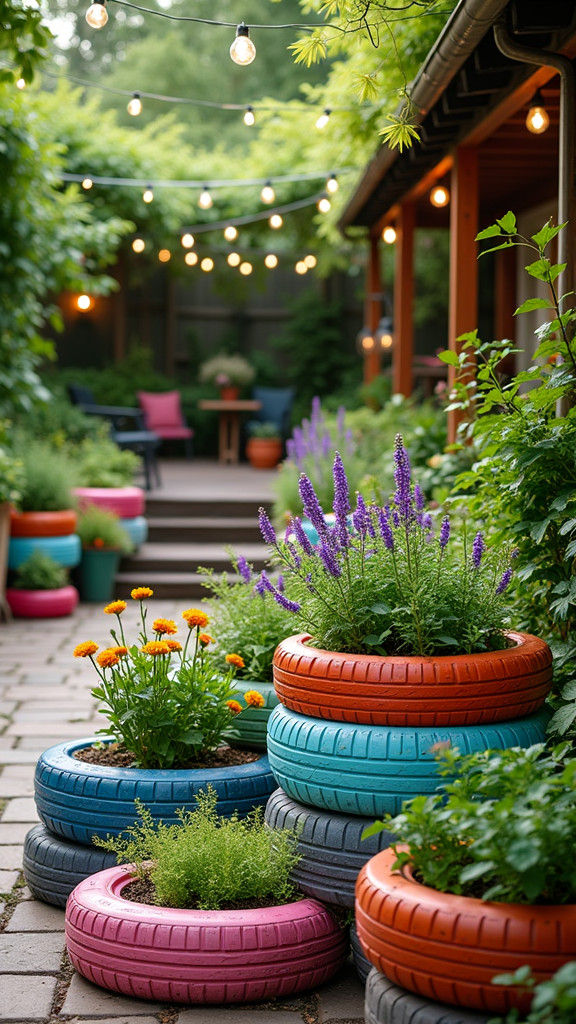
[6,586,79,619]
[73,486,145,518]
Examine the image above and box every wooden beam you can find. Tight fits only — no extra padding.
[392,202,415,397]
[448,146,478,445]
[363,234,382,385]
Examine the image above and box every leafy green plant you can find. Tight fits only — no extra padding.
[94,786,300,910]
[73,595,265,769]
[16,442,74,512]
[12,550,68,591]
[492,963,576,1024]
[76,505,133,553]
[0,421,24,506]
[198,353,255,389]
[365,743,576,906]
[71,436,140,488]
[248,421,281,439]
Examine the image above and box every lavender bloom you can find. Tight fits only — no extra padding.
[286,439,295,462]
[337,405,345,436]
[289,516,314,555]
[298,474,328,537]
[321,433,332,457]
[332,451,350,547]
[345,428,354,458]
[420,512,433,531]
[277,574,285,592]
[273,592,301,613]
[392,509,400,528]
[291,427,306,465]
[393,435,412,521]
[439,516,450,550]
[414,484,425,512]
[352,493,369,536]
[258,508,277,546]
[377,508,394,550]
[472,531,485,569]
[254,570,274,597]
[496,567,513,594]
[319,542,342,578]
[237,556,251,583]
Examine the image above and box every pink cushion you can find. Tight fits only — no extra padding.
[138,391,185,429]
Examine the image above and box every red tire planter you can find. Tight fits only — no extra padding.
[66,864,347,1004]
[273,632,552,727]
[73,486,145,519]
[355,847,576,1015]
[10,509,77,537]
[6,585,79,618]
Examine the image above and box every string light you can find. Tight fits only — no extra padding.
[526,90,550,134]
[239,261,253,276]
[142,185,154,203]
[16,77,26,90]
[304,254,317,268]
[76,294,92,311]
[185,251,198,266]
[201,257,214,272]
[382,226,397,244]
[264,253,278,268]
[227,252,241,267]
[224,225,238,242]
[132,238,146,253]
[127,92,142,116]
[316,108,331,130]
[85,0,108,28]
[260,181,275,204]
[230,23,256,66]
[82,177,93,190]
[158,249,171,262]
[181,233,195,248]
[295,261,308,275]
[326,173,338,194]
[199,186,213,210]
[243,105,255,126]
[269,214,283,229]
[317,195,331,213]
[429,185,450,208]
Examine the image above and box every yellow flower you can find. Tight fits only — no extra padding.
[113,646,129,657]
[131,587,154,600]
[73,641,99,658]
[182,608,210,628]
[153,618,178,635]
[244,689,265,708]
[103,600,127,615]
[97,648,121,668]
[141,640,170,656]
[225,653,245,669]
[165,639,182,652]
[226,700,243,716]
[199,633,214,646]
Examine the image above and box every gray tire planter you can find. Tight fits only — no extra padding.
[35,737,277,845]
[8,533,81,570]
[350,922,372,984]
[119,515,148,548]
[23,824,117,907]
[65,863,348,1003]
[364,969,492,1024]
[265,788,395,907]
[266,704,550,817]
[223,680,279,751]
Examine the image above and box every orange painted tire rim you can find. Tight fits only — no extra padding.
[273,632,552,727]
[10,509,77,537]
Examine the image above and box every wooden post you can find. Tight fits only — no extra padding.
[363,234,382,385]
[392,201,415,396]
[113,253,126,364]
[448,146,478,444]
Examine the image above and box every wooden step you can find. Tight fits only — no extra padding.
[120,541,268,576]
[114,572,216,601]
[145,496,272,519]
[147,516,263,544]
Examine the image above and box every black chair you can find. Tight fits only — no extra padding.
[67,385,161,491]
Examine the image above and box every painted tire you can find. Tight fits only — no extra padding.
[66,863,348,1004]
[223,680,279,751]
[6,585,79,619]
[266,704,550,817]
[23,824,117,908]
[273,633,553,727]
[8,533,81,570]
[265,788,394,907]
[35,738,277,845]
[73,486,145,518]
[10,509,77,537]
[356,847,576,1014]
[364,969,492,1024]
[119,515,148,548]
[350,923,372,984]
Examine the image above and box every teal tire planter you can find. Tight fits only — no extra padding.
[223,680,279,751]
[23,824,117,908]
[8,533,81,570]
[74,549,121,603]
[119,515,148,549]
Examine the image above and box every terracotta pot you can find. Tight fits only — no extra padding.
[10,509,77,537]
[246,437,283,469]
[6,585,79,619]
[219,386,240,401]
[355,847,576,1015]
[272,632,552,726]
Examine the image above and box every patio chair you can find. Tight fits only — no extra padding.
[137,390,194,458]
[67,384,161,491]
[245,386,295,440]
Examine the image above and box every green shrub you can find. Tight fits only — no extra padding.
[76,505,133,553]
[493,963,576,1024]
[16,442,74,512]
[70,437,140,488]
[12,550,68,590]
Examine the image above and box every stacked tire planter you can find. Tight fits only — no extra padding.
[222,679,280,751]
[73,486,148,550]
[265,631,553,1010]
[6,509,80,618]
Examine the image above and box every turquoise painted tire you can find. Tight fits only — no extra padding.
[266,705,550,817]
[8,533,81,570]
[119,515,148,548]
[223,681,279,751]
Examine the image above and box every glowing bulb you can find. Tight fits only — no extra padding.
[295,261,308,275]
[16,78,26,90]
[315,108,331,130]
[158,249,171,263]
[224,225,238,242]
[77,294,92,311]
[201,257,214,272]
[264,254,278,269]
[132,238,145,253]
[526,92,549,134]
[326,173,338,194]
[260,182,275,204]
[382,226,397,244]
[269,214,283,229]
[185,251,198,266]
[127,92,142,116]
[85,0,108,28]
[230,23,256,66]
[181,233,195,248]
[317,196,331,214]
[239,261,253,276]
[304,254,317,269]
[429,185,450,208]
[199,187,213,210]
[82,177,93,190]
[244,106,255,126]
[227,252,241,267]
[142,186,154,203]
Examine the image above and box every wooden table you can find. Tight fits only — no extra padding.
[198,399,262,464]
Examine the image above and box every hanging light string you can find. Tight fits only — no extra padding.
[61,170,349,189]
[177,194,327,233]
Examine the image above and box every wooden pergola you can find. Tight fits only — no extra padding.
[339,0,576,440]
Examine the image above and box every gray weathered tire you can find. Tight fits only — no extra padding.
[364,969,492,1024]
[350,923,372,984]
[23,824,117,907]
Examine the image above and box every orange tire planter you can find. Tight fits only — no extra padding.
[10,509,78,537]
[355,847,576,1015]
[273,632,552,727]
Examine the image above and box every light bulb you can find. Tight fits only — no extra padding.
[82,177,93,190]
[132,238,145,253]
[264,254,278,269]
[526,92,549,134]
[260,182,275,204]
[304,254,317,269]
[243,106,255,126]
[199,187,213,210]
[158,249,171,262]
[230,23,256,66]
[181,233,195,248]
[239,261,253,276]
[269,214,283,229]
[201,257,214,272]
[227,252,241,267]
[16,78,26,90]
[429,185,449,208]
[76,294,92,311]
[315,108,331,130]
[142,186,154,203]
[127,92,142,116]
[85,0,108,28]
[326,173,338,194]
[185,251,198,266]
[382,226,397,244]
[295,261,308,275]
[224,225,238,242]
[317,196,331,214]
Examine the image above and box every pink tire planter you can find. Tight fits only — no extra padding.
[66,864,347,1004]
[6,585,79,619]
[73,486,145,519]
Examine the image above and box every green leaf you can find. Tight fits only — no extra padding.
[475,224,503,241]
[524,258,552,282]
[361,820,388,839]
[378,119,420,152]
[514,297,550,315]
[369,602,392,615]
[288,35,328,66]
[437,350,460,367]
[532,221,566,249]
[497,211,517,234]
[459,860,496,883]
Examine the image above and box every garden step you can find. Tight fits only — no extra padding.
[145,496,272,519]
[114,572,216,600]
[147,516,263,544]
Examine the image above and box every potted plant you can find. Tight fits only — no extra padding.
[356,743,576,1016]
[74,503,134,602]
[8,441,81,571]
[65,787,347,1004]
[71,436,147,548]
[246,421,283,469]
[6,549,79,618]
[198,353,255,400]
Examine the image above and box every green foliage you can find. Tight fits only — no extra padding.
[94,787,301,910]
[0,0,52,82]
[15,442,74,512]
[248,421,281,439]
[367,743,576,906]
[198,353,255,389]
[15,390,104,447]
[0,421,24,506]
[52,349,176,406]
[12,550,67,591]
[76,505,133,553]
[492,963,576,1024]
[70,437,140,488]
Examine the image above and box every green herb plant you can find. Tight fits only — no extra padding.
[12,550,67,591]
[248,421,281,439]
[76,504,133,553]
[71,436,140,488]
[491,963,576,1024]
[94,787,301,910]
[15,441,74,511]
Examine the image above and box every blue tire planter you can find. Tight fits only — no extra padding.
[8,533,81,570]
[34,737,277,845]
[119,515,148,549]
[223,680,279,751]
[364,969,492,1024]
[266,704,550,817]
[23,824,118,908]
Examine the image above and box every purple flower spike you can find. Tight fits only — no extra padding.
[352,493,369,536]
[237,556,251,583]
[273,592,301,613]
[496,567,513,594]
[439,516,450,550]
[258,508,277,546]
[421,513,433,531]
[289,517,314,556]
[319,542,342,578]
[472,531,485,569]
[377,508,394,550]
[414,484,425,512]
[298,474,327,536]
[277,574,285,592]
[255,570,275,595]
[393,435,412,521]
[332,452,350,546]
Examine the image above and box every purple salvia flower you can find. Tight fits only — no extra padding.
[258,508,277,546]
[292,427,306,465]
[273,591,301,613]
[352,493,369,536]
[472,531,485,569]
[377,508,394,550]
[496,567,513,594]
[277,574,285,592]
[254,571,273,597]
[421,513,433,531]
[237,556,251,583]
[321,432,332,457]
[366,504,377,538]
[298,474,328,537]
[393,435,412,521]
[392,509,400,528]
[439,515,450,550]
[285,541,302,569]
[286,439,295,462]
[345,428,355,457]
[319,541,342,578]
[332,451,350,547]
[414,484,425,512]
[289,516,314,555]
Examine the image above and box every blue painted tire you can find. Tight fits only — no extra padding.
[23,824,117,908]
[119,515,148,548]
[223,681,279,751]
[364,969,491,1024]
[266,705,550,817]
[35,737,277,846]
[8,533,81,570]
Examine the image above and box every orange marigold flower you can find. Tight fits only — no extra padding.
[165,639,182,652]
[93,537,105,549]
[131,587,154,600]
[244,689,265,708]
[199,633,214,646]
[141,640,170,656]
[226,700,243,716]
[153,618,178,635]
[97,648,121,668]
[73,641,99,658]
[103,600,127,615]
[225,653,245,669]
[182,608,210,628]
[113,646,129,657]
